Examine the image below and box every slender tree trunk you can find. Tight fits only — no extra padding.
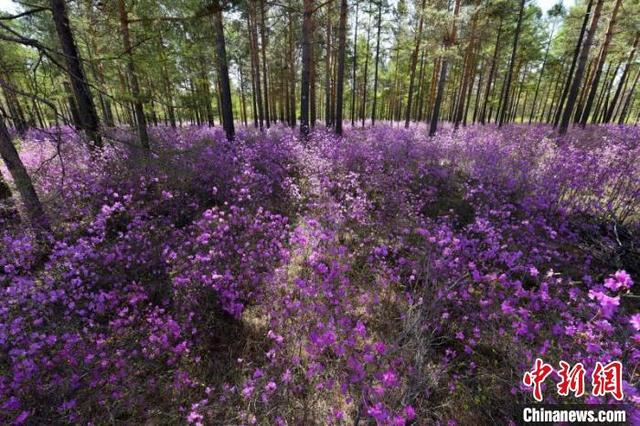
[604,33,639,123]
[248,7,264,129]
[498,0,526,127]
[335,0,348,135]
[429,0,461,136]
[416,49,427,122]
[360,4,372,126]
[212,0,235,140]
[454,0,480,129]
[480,19,503,125]
[301,0,313,137]
[325,10,332,126]
[554,0,594,127]
[405,0,426,128]
[288,7,296,127]
[239,61,248,126]
[546,57,568,122]
[529,24,556,124]
[310,9,317,129]
[50,0,101,147]
[618,67,640,124]
[472,58,484,124]
[260,0,271,128]
[371,0,382,125]
[118,0,150,150]
[579,0,622,125]
[573,57,596,123]
[558,0,604,134]
[350,1,359,126]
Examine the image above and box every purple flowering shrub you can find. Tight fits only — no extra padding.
[1,124,638,424]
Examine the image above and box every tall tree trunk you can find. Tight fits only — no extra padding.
[335,0,348,135]
[415,49,427,122]
[310,9,317,129]
[288,7,296,128]
[325,10,332,126]
[405,0,426,128]
[558,0,604,135]
[300,0,313,137]
[453,0,480,129]
[117,0,150,150]
[579,0,622,125]
[0,116,48,229]
[554,0,594,127]
[498,0,526,127]
[573,57,596,123]
[371,0,382,125]
[248,7,264,129]
[480,19,503,125]
[212,0,235,140]
[50,0,101,147]
[360,3,372,126]
[618,67,640,124]
[604,33,639,123]
[529,23,556,124]
[350,1,359,126]
[472,58,484,124]
[259,0,271,128]
[429,0,461,136]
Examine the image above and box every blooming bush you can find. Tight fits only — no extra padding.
[1,123,638,424]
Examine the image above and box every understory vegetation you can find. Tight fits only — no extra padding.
[1,124,638,424]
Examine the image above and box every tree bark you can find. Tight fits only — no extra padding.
[480,19,503,125]
[350,1,359,126]
[335,0,348,135]
[604,33,639,123]
[260,0,271,128]
[429,0,461,136]
[579,0,622,126]
[0,116,48,229]
[553,0,594,127]
[50,0,101,147]
[301,0,313,137]
[212,0,235,140]
[405,0,426,128]
[371,0,382,125]
[117,0,150,150]
[529,24,556,124]
[558,0,604,135]
[498,0,526,127]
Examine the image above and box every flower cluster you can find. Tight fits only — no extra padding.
[1,123,638,425]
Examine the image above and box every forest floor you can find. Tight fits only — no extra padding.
[1,123,639,425]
